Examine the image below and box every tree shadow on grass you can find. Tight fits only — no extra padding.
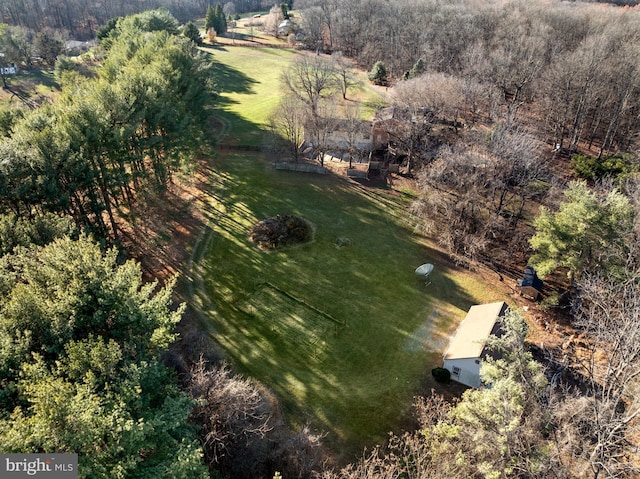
[193,150,491,460]
[203,52,278,149]
[20,68,58,89]
[204,50,258,96]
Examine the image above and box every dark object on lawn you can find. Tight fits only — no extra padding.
[517,265,543,300]
[249,214,313,250]
[432,367,451,383]
[335,237,351,247]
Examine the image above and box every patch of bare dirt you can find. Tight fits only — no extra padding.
[117,160,212,285]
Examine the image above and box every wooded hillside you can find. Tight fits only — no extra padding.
[0,0,280,39]
[299,0,640,160]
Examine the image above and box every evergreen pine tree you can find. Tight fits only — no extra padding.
[214,3,226,34]
[368,61,388,86]
[281,2,290,20]
[183,21,201,44]
[408,58,425,79]
[205,5,215,32]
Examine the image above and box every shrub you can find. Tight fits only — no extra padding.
[572,153,636,181]
[539,291,559,311]
[431,367,451,383]
[249,214,313,250]
[335,237,351,248]
[207,27,217,43]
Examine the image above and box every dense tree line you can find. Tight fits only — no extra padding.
[299,0,640,160]
[0,0,209,39]
[0,9,213,241]
[0,0,204,39]
[0,0,287,39]
[0,11,218,476]
[0,219,325,479]
[284,3,640,477]
[0,235,210,477]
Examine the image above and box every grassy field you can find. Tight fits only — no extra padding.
[0,68,58,109]
[201,44,296,147]
[196,44,505,459]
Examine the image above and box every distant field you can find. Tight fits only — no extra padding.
[196,44,505,460]
[0,68,58,109]
[200,43,386,147]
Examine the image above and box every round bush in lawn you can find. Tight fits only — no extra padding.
[249,214,314,250]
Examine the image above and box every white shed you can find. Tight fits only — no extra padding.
[442,301,507,388]
[277,20,295,36]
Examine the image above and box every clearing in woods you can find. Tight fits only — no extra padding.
[192,42,508,460]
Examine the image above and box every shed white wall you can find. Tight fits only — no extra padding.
[443,357,482,388]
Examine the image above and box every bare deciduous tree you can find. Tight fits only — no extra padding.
[388,81,439,176]
[339,101,369,168]
[485,8,552,116]
[307,102,339,166]
[541,30,614,153]
[330,51,358,100]
[486,122,548,224]
[555,263,640,479]
[223,2,236,17]
[281,55,337,119]
[264,4,284,36]
[187,359,272,475]
[412,124,546,264]
[269,96,307,162]
[299,5,326,52]
[411,143,490,263]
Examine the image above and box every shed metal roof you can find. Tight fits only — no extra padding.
[443,302,507,360]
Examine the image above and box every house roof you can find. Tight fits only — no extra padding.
[375,106,398,121]
[304,117,371,134]
[443,302,507,360]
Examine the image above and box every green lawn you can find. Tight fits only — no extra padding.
[196,45,504,460]
[201,45,297,148]
[0,68,59,109]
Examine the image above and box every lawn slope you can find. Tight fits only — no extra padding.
[197,44,504,459]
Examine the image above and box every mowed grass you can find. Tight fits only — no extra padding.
[201,44,297,147]
[198,45,505,459]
